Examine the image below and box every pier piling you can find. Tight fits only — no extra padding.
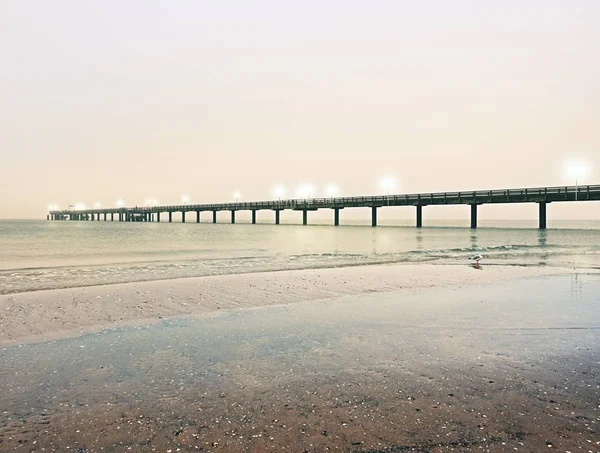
[539,202,547,230]
[470,204,478,229]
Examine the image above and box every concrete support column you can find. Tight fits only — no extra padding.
[231,211,236,224]
[371,206,378,227]
[334,208,340,226]
[196,211,201,223]
[111,213,114,221]
[539,202,547,230]
[157,212,160,222]
[168,212,172,223]
[104,213,107,221]
[251,210,256,224]
[275,210,280,225]
[470,204,478,229]
[213,211,217,224]
[182,211,186,223]
[303,210,308,226]
[416,205,423,228]
[91,214,95,221]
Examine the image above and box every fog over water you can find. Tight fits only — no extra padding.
[1,1,599,219]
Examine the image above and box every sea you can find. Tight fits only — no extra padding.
[2,218,600,295]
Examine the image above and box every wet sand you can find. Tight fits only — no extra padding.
[0,264,563,347]
[1,267,599,452]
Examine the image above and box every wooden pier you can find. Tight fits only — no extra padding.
[48,184,600,229]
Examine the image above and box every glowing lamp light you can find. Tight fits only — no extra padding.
[75,203,86,211]
[379,176,398,195]
[116,200,125,208]
[94,202,101,209]
[566,162,589,182]
[272,185,286,200]
[233,191,241,201]
[181,195,190,205]
[296,183,315,199]
[325,183,340,198]
[48,204,58,211]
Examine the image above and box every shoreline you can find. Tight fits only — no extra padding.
[2,259,580,297]
[0,262,580,348]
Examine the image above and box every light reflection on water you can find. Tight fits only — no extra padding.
[0,275,598,451]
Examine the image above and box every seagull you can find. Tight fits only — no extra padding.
[470,254,484,267]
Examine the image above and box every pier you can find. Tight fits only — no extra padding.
[48,184,600,229]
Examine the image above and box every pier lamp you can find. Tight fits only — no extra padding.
[566,162,589,201]
[379,176,398,206]
[326,184,339,199]
[94,202,101,209]
[273,185,286,200]
[182,195,190,205]
[233,191,241,202]
[296,184,315,200]
[48,204,58,211]
[116,200,125,208]
[75,203,86,211]
[379,176,398,196]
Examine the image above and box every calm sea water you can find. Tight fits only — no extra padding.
[1,219,600,294]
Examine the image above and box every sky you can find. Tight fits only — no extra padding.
[1,0,599,220]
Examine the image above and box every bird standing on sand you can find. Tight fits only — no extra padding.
[470,254,483,267]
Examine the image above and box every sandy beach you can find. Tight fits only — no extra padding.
[1,264,599,453]
[0,263,564,348]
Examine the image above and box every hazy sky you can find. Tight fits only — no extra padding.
[1,1,599,219]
